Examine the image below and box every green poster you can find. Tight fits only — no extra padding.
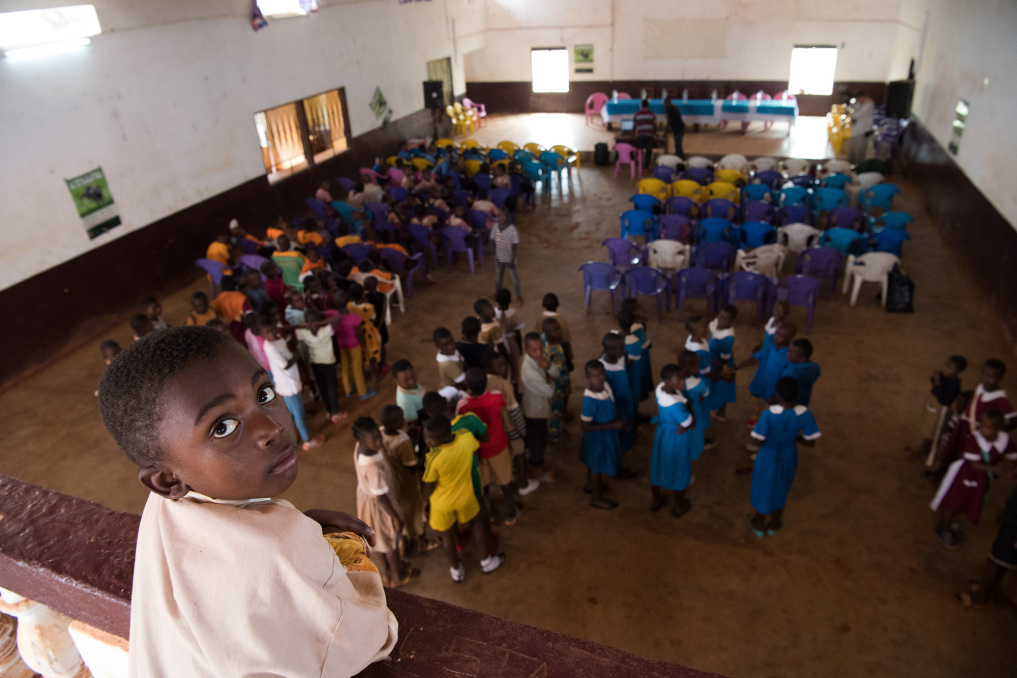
[574,44,594,64]
[66,167,121,239]
[370,87,388,119]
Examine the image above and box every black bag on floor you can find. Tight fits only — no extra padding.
[594,142,609,166]
[886,265,914,313]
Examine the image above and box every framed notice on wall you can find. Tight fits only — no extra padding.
[66,168,121,239]
[574,44,593,73]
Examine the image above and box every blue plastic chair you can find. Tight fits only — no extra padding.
[342,243,373,263]
[195,259,227,297]
[237,254,270,278]
[665,196,698,218]
[630,194,661,213]
[658,214,692,242]
[408,223,439,269]
[305,198,331,221]
[330,201,367,235]
[700,198,738,221]
[236,238,260,255]
[726,270,769,321]
[509,174,535,210]
[683,167,714,185]
[776,204,814,225]
[386,186,408,203]
[741,221,777,248]
[378,247,426,299]
[826,206,868,232]
[742,200,775,223]
[873,229,911,257]
[860,183,901,213]
[777,275,820,334]
[602,238,643,270]
[540,151,569,185]
[620,210,655,240]
[693,241,736,272]
[623,266,670,321]
[754,170,784,192]
[818,227,865,255]
[698,218,732,244]
[579,262,622,315]
[513,149,536,163]
[487,148,509,161]
[820,172,853,189]
[787,174,816,189]
[742,183,773,203]
[813,188,849,216]
[873,211,914,231]
[796,246,843,299]
[675,267,718,317]
[780,186,812,207]
[442,227,483,273]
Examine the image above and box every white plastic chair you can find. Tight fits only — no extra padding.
[842,252,900,307]
[656,154,683,170]
[777,223,821,254]
[717,154,750,173]
[821,159,852,175]
[751,157,779,173]
[736,244,787,281]
[349,272,404,325]
[646,240,688,272]
[686,155,713,169]
[846,171,886,207]
[780,158,811,176]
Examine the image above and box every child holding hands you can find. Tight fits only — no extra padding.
[579,360,628,510]
[650,363,696,517]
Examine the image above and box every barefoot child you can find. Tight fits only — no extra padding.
[379,405,432,554]
[580,360,628,510]
[706,305,738,421]
[537,293,574,371]
[351,417,418,587]
[600,333,637,477]
[650,363,696,517]
[748,377,821,537]
[521,332,559,482]
[332,291,375,400]
[98,327,396,676]
[296,309,347,424]
[261,324,324,450]
[542,317,571,443]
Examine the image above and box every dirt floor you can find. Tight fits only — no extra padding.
[2,119,1015,677]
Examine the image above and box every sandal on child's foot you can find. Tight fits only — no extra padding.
[450,563,466,583]
[302,435,325,451]
[329,413,349,424]
[766,519,783,536]
[504,507,523,526]
[590,498,618,510]
[936,526,961,550]
[672,501,692,519]
[748,517,766,538]
[360,391,377,401]
[650,497,668,512]
[418,539,440,553]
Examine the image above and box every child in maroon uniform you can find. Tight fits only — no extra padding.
[938,360,1016,471]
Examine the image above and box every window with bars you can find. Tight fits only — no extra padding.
[254,87,349,183]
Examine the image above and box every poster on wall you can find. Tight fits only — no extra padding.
[574,43,593,73]
[370,87,388,119]
[66,168,121,240]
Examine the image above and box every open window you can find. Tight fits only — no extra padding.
[531,48,569,93]
[0,4,101,59]
[788,46,838,96]
[255,88,349,183]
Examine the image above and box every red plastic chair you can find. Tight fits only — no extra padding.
[614,143,642,179]
[585,92,609,126]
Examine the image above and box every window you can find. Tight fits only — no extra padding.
[255,88,349,183]
[427,57,453,107]
[788,46,838,96]
[531,48,569,93]
[256,0,318,19]
[0,5,101,59]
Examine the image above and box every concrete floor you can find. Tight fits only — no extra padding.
[2,116,1014,677]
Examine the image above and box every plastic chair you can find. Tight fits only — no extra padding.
[615,92,632,100]
[742,200,775,223]
[330,201,367,234]
[237,254,271,278]
[826,207,868,233]
[777,223,822,253]
[630,194,661,213]
[435,138,458,151]
[336,177,356,193]
[751,157,779,173]
[488,188,512,210]
[358,167,386,185]
[860,183,900,214]
[780,158,811,176]
[796,246,843,299]
[408,223,439,269]
[386,186,408,203]
[461,139,485,151]
[540,151,569,186]
[524,142,545,156]
[453,102,477,133]
[813,188,849,217]
[693,241,736,272]
[776,204,814,225]
[727,270,769,321]
[195,259,226,297]
[755,170,784,192]
[683,167,714,185]
[620,210,655,240]
[872,211,914,231]
[698,218,732,244]
[821,159,852,175]
[656,154,683,170]
[615,143,642,179]
[854,172,886,193]
[496,141,519,154]
[700,198,737,220]
[638,178,670,201]
[342,243,374,263]
[741,221,777,248]
[705,181,739,203]
[786,174,816,190]
[818,227,865,255]
[305,198,331,222]
[579,262,622,315]
[665,196,698,218]
[873,229,911,257]
[623,266,670,320]
[646,239,688,273]
[273,255,305,293]
[236,238,260,255]
[686,155,713,169]
[446,105,465,136]
[780,186,811,207]
[513,149,536,164]
[586,93,610,125]
[487,148,510,162]
[718,154,750,173]
[675,267,718,317]
[410,157,434,171]
[716,168,745,187]
[442,227,483,273]
[652,166,676,184]
[778,275,820,334]
[602,237,643,270]
[473,173,493,193]
[377,248,425,300]
[842,252,900,307]
[670,180,704,202]
[736,244,787,280]
[462,97,486,125]
[820,172,853,190]
[551,145,580,173]
[658,214,693,242]
[509,174,535,210]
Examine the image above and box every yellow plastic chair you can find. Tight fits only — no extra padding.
[463,158,483,178]
[461,139,486,151]
[551,144,580,172]
[491,159,511,171]
[435,138,458,150]
[524,142,545,155]
[705,181,740,203]
[671,179,704,202]
[446,105,465,136]
[385,155,399,168]
[410,157,434,171]
[497,141,519,154]
[453,102,476,133]
[637,177,670,201]
[715,168,745,187]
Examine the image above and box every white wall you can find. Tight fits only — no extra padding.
[910,0,1017,229]
[467,0,920,84]
[0,0,484,290]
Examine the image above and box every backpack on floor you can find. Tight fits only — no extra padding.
[594,142,610,166]
[885,265,914,313]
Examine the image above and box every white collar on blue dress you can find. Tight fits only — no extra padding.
[709,318,735,340]
[599,355,626,372]
[436,350,463,363]
[685,335,709,353]
[656,381,687,406]
[768,404,809,415]
[583,383,615,401]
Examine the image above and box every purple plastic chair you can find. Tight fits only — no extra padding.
[426,205,449,228]
[409,223,439,269]
[665,196,698,218]
[378,247,426,298]
[602,237,643,270]
[342,243,373,263]
[195,259,226,297]
[742,200,775,223]
[675,267,718,317]
[509,174,534,210]
[386,186,408,203]
[488,188,512,210]
[652,166,676,184]
[387,168,406,187]
[442,226,483,273]
[336,177,356,193]
[787,174,816,190]
[796,247,843,299]
[776,204,814,225]
[236,238,260,255]
[777,274,820,334]
[693,241,736,272]
[305,198,332,221]
[726,270,769,321]
[701,198,738,220]
[579,262,622,315]
[826,206,868,233]
[658,214,692,242]
[474,174,492,193]
[237,254,270,278]
[755,170,784,192]
[364,201,391,230]
[623,266,670,321]
[683,167,714,185]
[451,189,472,209]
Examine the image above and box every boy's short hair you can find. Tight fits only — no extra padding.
[584,359,604,375]
[130,313,152,334]
[776,377,800,403]
[480,347,501,370]
[464,368,487,394]
[542,293,559,311]
[494,288,512,308]
[473,298,491,315]
[677,350,699,370]
[983,409,1005,426]
[351,416,379,438]
[304,308,322,322]
[191,291,209,302]
[432,327,453,344]
[462,316,481,336]
[791,338,814,359]
[99,327,228,467]
[380,405,404,428]
[390,359,413,376]
[948,355,968,372]
[601,332,623,349]
[541,316,561,334]
[660,363,682,381]
[617,310,635,332]
[523,331,542,347]
[348,282,364,300]
[620,298,638,314]
[423,414,451,438]
[684,316,703,333]
[723,304,738,317]
[205,318,227,331]
[100,339,121,354]
[140,295,158,306]
[421,391,449,417]
[985,359,1007,378]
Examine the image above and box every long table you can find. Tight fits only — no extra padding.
[601,98,798,133]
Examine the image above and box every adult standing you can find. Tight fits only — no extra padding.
[632,99,657,171]
[666,101,686,159]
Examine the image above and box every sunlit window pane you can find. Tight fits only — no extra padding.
[0,5,101,50]
[789,46,838,96]
[532,48,569,93]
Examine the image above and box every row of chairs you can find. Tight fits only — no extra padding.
[446,99,487,136]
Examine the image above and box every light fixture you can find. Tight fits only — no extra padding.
[3,37,91,60]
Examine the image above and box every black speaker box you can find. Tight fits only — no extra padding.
[423,80,444,110]
[886,80,915,119]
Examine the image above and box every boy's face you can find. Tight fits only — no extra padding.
[488,355,508,379]
[586,367,606,391]
[261,326,280,341]
[146,341,299,500]
[981,365,1002,390]
[524,338,545,361]
[773,303,789,321]
[478,303,495,321]
[716,310,733,330]
[774,325,795,348]
[787,345,805,363]
[979,414,1002,440]
[942,360,958,378]
[289,294,305,310]
[543,321,563,344]
[192,296,208,313]
[436,334,457,356]
[395,367,418,390]
[147,302,162,319]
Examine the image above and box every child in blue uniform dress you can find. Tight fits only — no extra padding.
[679,350,712,460]
[706,305,738,420]
[748,377,821,537]
[617,311,645,408]
[780,338,821,407]
[741,321,797,401]
[600,333,637,478]
[622,298,653,403]
[758,300,789,355]
[650,364,696,517]
[579,360,628,510]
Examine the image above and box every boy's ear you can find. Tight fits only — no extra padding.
[139,464,191,500]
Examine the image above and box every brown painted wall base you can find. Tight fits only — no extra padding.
[0,109,451,391]
[465,80,888,118]
[899,120,1017,340]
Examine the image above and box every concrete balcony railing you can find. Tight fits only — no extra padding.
[0,474,722,677]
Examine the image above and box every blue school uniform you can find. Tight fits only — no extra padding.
[780,360,822,407]
[683,375,711,460]
[748,345,790,401]
[750,404,821,514]
[579,385,623,476]
[632,323,653,403]
[650,382,696,490]
[600,356,635,453]
[624,332,645,406]
[760,316,778,354]
[705,320,736,410]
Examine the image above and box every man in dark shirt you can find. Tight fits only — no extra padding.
[632,99,658,170]
[665,101,686,158]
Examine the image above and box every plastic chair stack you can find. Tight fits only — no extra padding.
[579,262,622,315]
